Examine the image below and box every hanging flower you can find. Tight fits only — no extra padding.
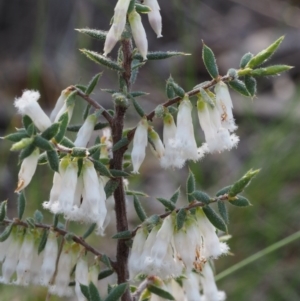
[74,114,97,147]
[50,87,72,122]
[144,0,162,38]
[75,256,89,301]
[148,127,165,159]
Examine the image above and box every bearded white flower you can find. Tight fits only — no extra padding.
[131,118,148,173]
[15,148,39,193]
[148,127,165,159]
[129,10,148,60]
[200,263,226,301]
[50,88,71,122]
[144,0,162,38]
[183,272,202,301]
[74,114,97,147]
[14,90,52,132]
[75,257,89,301]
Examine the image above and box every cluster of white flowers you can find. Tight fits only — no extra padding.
[131,85,238,172]
[104,0,162,60]
[128,208,228,300]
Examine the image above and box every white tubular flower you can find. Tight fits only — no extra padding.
[40,231,58,286]
[15,231,35,286]
[131,118,148,174]
[215,81,237,132]
[54,88,74,123]
[128,227,148,279]
[148,127,165,159]
[183,272,202,301]
[0,231,22,284]
[200,263,226,301]
[173,96,198,162]
[196,209,229,259]
[129,10,148,61]
[15,148,39,193]
[0,235,11,263]
[74,114,97,147]
[50,88,70,122]
[144,0,162,38]
[49,245,76,297]
[88,264,100,285]
[103,24,119,56]
[75,257,89,301]
[160,113,184,169]
[14,90,52,132]
[165,279,187,301]
[30,249,43,285]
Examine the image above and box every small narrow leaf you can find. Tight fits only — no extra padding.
[131,97,145,117]
[176,209,187,231]
[80,49,123,71]
[19,143,36,160]
[80,284,91,300]
[126,190,148,197]
[112,137,129,152]
[186,170,196,202]
[47,150,59,172]
[34,136,54,151]
[228,79,250,97]
[77,158,84,177]
[26,217,36,228]
[170,187,180,204]
[130,91,149,98]
[92,160,112,177]
[89,281,102,301]
[76,28,107,41]
[82,223,97,239]
[83,104,92,121]
[148,285,175,300]
[110,169,130,177]
[72,147,89,158]
[104,283,128,301]
[192,190,211,204]
[216,185,231,197]
[17,191,26,219]
[133,195,147,222]
[112,230,132,239]
[53,214,59,228]
[34,210,43,223]
[104,180,119,198]
[229,195,252,207]
[3,131,29,142]
[156,198,176,211]
[26,123,36,136]
[41,123,60,140]
[166,76,176,99]
[86,73,102,95]
[171,82,185,98]
[135,3,152,13]
[244,76,257,97]
[60,137,75,148]
[202,43,219,79]
[0,224,13,242]
[134,51,190,61]
[240,52,253,69]
[203,206,227,232]
[249,65,293,77]
[200,88,215,108]
[55,112,69,143]
[228,169,260,197]
[22,115,33,130]
[217,201,229,224]
[100,254,112,269]
[0,201,7,222]
[98,269,114,280]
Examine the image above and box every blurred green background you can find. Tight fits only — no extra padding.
[1,0,300,300]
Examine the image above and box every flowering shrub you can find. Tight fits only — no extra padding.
[0,0,292,301]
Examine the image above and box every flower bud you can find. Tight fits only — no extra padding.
[50,88,71,122]
[144,0,162,38]
[148,127,165,159]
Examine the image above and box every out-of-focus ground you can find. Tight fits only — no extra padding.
[0,0,300,300]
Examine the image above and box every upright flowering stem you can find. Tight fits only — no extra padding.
[111,38,132,301]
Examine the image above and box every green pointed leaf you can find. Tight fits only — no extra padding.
[89,281,102,301]
[83,104,92,121]
[112,137,129,152]
[100,254,112,269]
[217,201,229,224]
[19,143,36,160]
[55,112,69,143]
[171,82,185,98]
[65,90,77,108]
[101,89,118,95]
[176,209,187,231]
[112,230,132,240]
[38,152,48,165]
[27,124,36,137]
[135,3,151,13]
[80,49,123,72]
[0,201,7,222]
[200,88,215,108]
[60,137,75,148]
[98,269,114,280]
[130,91,149,98]
[166,76,176,99]
[148,285,175,300]
[26,217,36,229]
[203,206,227,232]
[82,223,97,239]
[86,73,102,95]
[156,198,176,211]
[131,97,145,117]
[240,52,253,69]
[104,180,119,198]
[47,150,59,172]
[94,122,109,130]
[67,124,82,132]
[249,65,292,77]
[244,76,257,97]
[80,284,91,300]
[104,283,128,301]
[133,195,147,222]
[100,158,110,165]
[202,43,219,79]
[17,191,26,219]
[34,136,54,151]
[72,147,89,158]
[88,143,102,158]
[77,158,84,177]
[3,131,29,142]
[145,214,160,226]
[228,169,260,197]
[246,36,284,68]
[110,169,130,178]
[34,210,43,223]
[75,84,87,93]
[216,185,231,197]
[11,137,34,151]
[125,190,148,197]
[0,224,13,242]
[192,190,210,204]
[53,214,59,228]
[228,79,250,97]
[41,123,60,140]
[134,51,190,61]
[170,187,180,204]
[92,159,112,177]
[76,28,107,41]
[186,170,196,202]
[22,115,33,130]
[229,195,252,207]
